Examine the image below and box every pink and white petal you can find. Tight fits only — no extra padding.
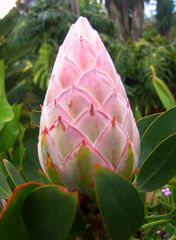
[56,57,81,89]
[133,123,140,155]
[46,132,63,167]
[49,118,87,158]
[40,103,72,132]
[96,50,117,85]
[132,123,140,166]
[56,86,93,119]
[122,110,140,166]
[73,106,109,143]
[115,140,134,178]
[78,69,113,104]
[38,134,48,171]
[102,91,128,124]
[74,17,98,45]
[61,16,103,56]
[95,120,129,167]
[95,34,106,53]
[116,75,128,99]
[123,108,135,141]
[62,141,112,189]
[65,37,97,72]
[43,76,61,107]
[38,130,63,171]
[62,25,79,52]
[61,17,98,52]
[51,46,64,74]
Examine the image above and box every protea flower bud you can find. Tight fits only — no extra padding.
[38,17,140,190]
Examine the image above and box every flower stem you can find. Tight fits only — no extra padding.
[141,219,170,230]
[145,212,171,220]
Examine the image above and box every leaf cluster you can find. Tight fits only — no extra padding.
[105,35,176,114]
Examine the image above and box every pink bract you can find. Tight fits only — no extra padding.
[38,17,140,190]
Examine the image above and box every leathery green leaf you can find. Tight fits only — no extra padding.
[0,105,20,152]
[23,185,78,240]
[151,65,175,110]
[0,166,12,199]
[95,168,144,240]
[137,112,160,138]
[140,107,176,166]
[137,134,176,192]
[0,60,13,124]
[0,182,41,240]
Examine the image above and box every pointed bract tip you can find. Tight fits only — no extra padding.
[133,167,140,174]
[58,115,66,131]
[75,16,90,26]
[81,139,88,146]
[93,164,102,174]
[46,152,53,168]
[73,16,94,35]
[90,103,95,116]
[111,115,116,127]
[80,35,83,42]
[58,115,62,122]
[42,126,49,135]
[49,124,55,131]
[58,185,69,193]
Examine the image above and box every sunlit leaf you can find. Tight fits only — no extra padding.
[0,60,13,124]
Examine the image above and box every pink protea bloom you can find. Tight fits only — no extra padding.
[38,17,140,190]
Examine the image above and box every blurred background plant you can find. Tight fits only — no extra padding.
[0,0,175,176]
[0,1,176,239]
[0,0,176,117]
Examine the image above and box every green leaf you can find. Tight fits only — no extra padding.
[11,124,25,167]
[0,105,20,151]
[134,106,142,121]
[0,60,13,124]
[22,126,44,182]
[0,167,12,199]
[151,65,176,110]
[54,144,96,189]
[68,209,86,236]
[140,107,176,166]
[137,134,176,192]
[153,76,175,110]
[33,42,54,89]
[46,162,65,185]
[0,123,4,131]
[31,110,41,127]
[0,182,41,240]
[23,185,78,240]
[137,113,160,138]
[2,159,25,186]
[95,168,144,240]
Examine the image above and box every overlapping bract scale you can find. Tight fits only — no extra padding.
[38,17,140,189]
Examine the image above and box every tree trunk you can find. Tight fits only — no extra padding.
[65,0,80,16]
[121,0,130,36]
[156,0,173,41]
[105,0,126,42]
[70,0,80,16]
[106,0,145,42]
[131,0,144,40]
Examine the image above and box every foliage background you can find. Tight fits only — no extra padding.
[0,1,176,239]
[0,0,176,116]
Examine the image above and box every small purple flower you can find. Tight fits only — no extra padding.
[161,187,172,196]
[157,230,169,240]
